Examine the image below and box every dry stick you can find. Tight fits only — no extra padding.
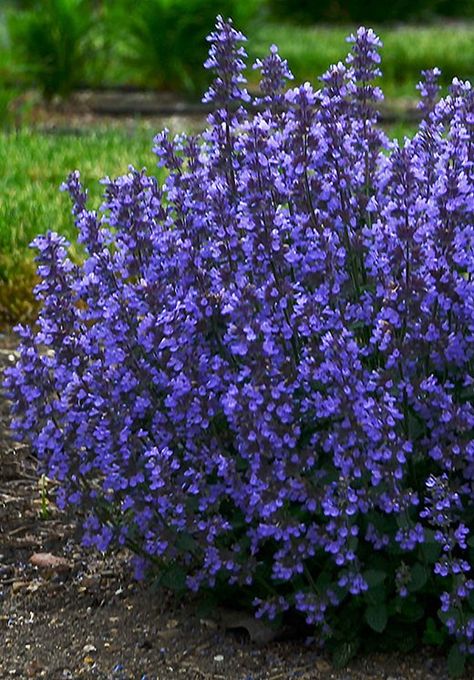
[7,524,36,536]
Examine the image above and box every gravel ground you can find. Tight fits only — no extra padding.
[0,331,463,679]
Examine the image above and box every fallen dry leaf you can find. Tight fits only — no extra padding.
[29,552,71,573]
[12,580,30,593]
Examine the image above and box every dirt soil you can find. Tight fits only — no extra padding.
[9,89,420,132]
[0,331,458,679]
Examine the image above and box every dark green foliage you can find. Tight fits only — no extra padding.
[268,0,474,24]
[447,644,467,678]
[108,0,260,94]
[7,0,95,98]
[365,604,388,633]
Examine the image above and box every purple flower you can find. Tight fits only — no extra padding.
[4,17,474,657]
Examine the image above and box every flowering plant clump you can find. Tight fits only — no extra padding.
[5,17,474,672]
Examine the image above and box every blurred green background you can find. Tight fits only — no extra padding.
[0,0,473,327]
[1,0,473,101]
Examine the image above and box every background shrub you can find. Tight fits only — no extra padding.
[5,17,474,673]
[268,0,474,23]
[7,0,95,99]
[107,0,261,94]
[2,0,472,98]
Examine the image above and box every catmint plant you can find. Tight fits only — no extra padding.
[5,16,474,672]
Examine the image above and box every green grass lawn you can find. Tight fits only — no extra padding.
[0,124,164,276]
[0,123,167,326]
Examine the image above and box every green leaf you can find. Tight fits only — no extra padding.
[407,411,427,441]
[315,570,332,591]
[400,597,425,622]
[185,496,199,513]
[331,640,359,668]
[160,564,187,592]
[196,592,218,619]
[468,536,474,565]
[175,531,197,553]
[365,604,388,633]
[422,617,446,647]
[235,455,249,472]
[396,629,418,653]
[421,530,442,563]
[396,513,411,529]
[447,644,466,678]
[365,583,386,605]
[363,569,386,588]
[409,563,428,593]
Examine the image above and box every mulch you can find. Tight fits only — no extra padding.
[0,331,455,679]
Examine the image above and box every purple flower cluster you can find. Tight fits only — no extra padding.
[5,17,474,653]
